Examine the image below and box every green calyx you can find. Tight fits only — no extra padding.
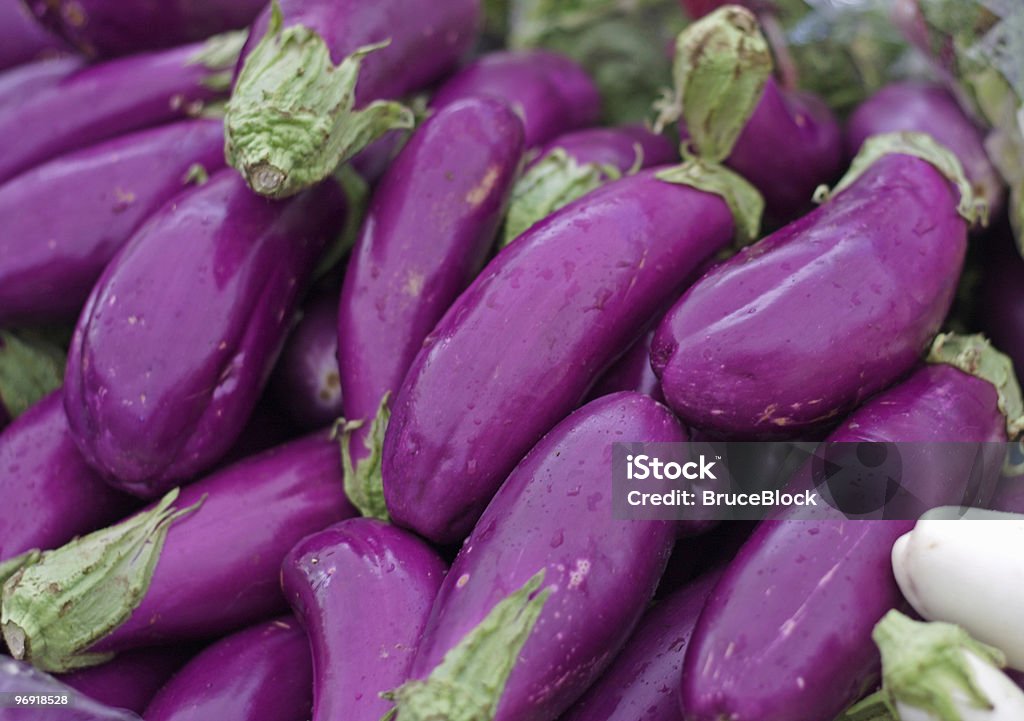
[224,0,415,199]
[814,131,988,226]
[0,489,202,673]
[652,4,772,163]
[657,156,764,245]
[928,333,1024,438]
[869,610,1005,721]
[0,551,40,591]
[385,569,552,721]
[186,29,249,94]
[337,393,391,521]
[502,148,623,246]
[0,329,66,421]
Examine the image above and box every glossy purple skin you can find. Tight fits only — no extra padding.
[653,153,968,439]
[26,0,265,58]
[0,0,68,71]
[411,393,682,721]
[58,647,190,715]
[63,170,345,496]
[563,571,720,721]
[587,328,664,403]
[847,82,1003,217]
[383,168,735,543]
[143,617,312,721]
[0,657,140,721]
[338,98,523,470]
[282,518,447,721]
[723,77,843,223]
[0,56,82,110]
[680,363,1007,721]
[239,0,479,101]
[980,230,1024,376]
[0,40,227,186]
[0,119,226,326]
[532,124,677,172]
[88,433,355,653]
[0,391,132,564]
[271,292,344,430]
[430,50,602,147]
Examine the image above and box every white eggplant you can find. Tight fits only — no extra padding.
[891,508,1024,671]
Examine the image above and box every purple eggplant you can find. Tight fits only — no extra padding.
[430,50,602,148]
[0,391,131,578]
[26,0,266,58]
[143,617,312,721]
[586,327,665,403]
[723,76,843,224]
[0,55,83,110]
[680,338,1015,721]
[63,169,347,496]
[563,570,721,721]
[652,132,981,439]
[0,0,69,71]
[0,119,226,326]
[58,647,191,715]
[270,291,345,431]
[389,393,681,721]
[0,33,243,186]
[0,432,355,672]
[503,123,677,244]
[846,81,1004,218]
[225,0,479,198]
[281,518,446,721]
[382,167,736,543]
[337,97,523,519]
[0,657,141,721]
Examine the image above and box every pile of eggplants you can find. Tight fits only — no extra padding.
[2,2,1024,721]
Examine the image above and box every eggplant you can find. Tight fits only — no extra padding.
[383,7,771,544]
[63,169,347,496]
[281,519,446,721]
[679,335,1018,721]
[58,647,191,715]
[0,656,141,721]
[26,0,267,58]
[562,570,720,721]
[892,509,1024,672]
[389,393,681,721]
[0,391,132,582]
[225,0,479,198]
[722,76,843,224]
[143,617,312,721]
[0,56,82,110]
[270,291,345,431]
[0,432,355,672]
[0,0,69,71]
[502,123,676,244]
[0,119,226,326]
[429,49,602,148]
[652,132,982,439]
[847,81,1005,218]
[337,97,523,519]
[0,32,243,186]
[382,168,737,542]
